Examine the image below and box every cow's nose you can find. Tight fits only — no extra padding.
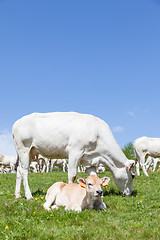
[96,190,103,196]
[132,174,135,179]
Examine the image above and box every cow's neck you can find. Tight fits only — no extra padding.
[82,192,94,209]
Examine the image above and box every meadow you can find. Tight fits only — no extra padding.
[0,170,160,240]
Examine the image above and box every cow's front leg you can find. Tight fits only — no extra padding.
[68,151,82,183]
[140,156,149,177]
[93,197,106,210]
[68,165,77,183]
[136,160,140,176]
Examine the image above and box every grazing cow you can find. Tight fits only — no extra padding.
[43,175,110,212]
[145,156,160,172]
[12,112,135,200]
[0,155,17,173]
[134,137,160,176]
[50,159,68,172]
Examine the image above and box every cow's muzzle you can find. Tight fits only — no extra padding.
[96,190,103,196]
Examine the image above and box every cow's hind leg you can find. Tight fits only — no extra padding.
[136,161,140,176]
[65,203,82,212]
[43,189,59,211]
[19,151,33,200]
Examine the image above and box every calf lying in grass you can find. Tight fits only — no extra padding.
[43,175,110,212]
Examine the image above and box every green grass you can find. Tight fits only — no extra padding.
[0,170,160,240]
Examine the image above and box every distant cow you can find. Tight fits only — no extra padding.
[50,159,67,172]
[30,162,38,173]
[0,155,17,173]
[12,112,135,200]
[134,137,160,176]
[43,175,110,212]
[145,156,160,172]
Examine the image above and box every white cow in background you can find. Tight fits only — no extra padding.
[30,162,38,173]
[134,137,160,176]
[0,155,17,173]
[145,156,160,172]
[12,112,135,200]
[50,159,67,172]
[96,164,105,173]
[80,164,105,174]
[37,155,50,173]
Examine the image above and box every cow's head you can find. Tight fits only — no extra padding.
[77,175,110,199]
[112,160,135,195]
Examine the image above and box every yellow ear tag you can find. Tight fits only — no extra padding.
[80,183,86,188]
[102,181,108,187]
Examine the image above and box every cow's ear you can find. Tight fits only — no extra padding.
[77,178,86,188]
[101,177,110,187]
[126,160,135,172]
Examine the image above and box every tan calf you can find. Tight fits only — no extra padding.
[43,175,110,212]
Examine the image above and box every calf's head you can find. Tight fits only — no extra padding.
[77,175,110,199]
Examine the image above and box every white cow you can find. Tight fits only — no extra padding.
[134,136,160,176]
[30,162,38,173]
[81,164,105,174]
[50,159,67,172]
[43,175,110,212]
[145,156,160,172]
[12,112,135,200]
[0,155,17,173]
[96,164,106,173]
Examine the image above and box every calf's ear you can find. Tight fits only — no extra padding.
[101,177,110,187]
[77,178,86,188]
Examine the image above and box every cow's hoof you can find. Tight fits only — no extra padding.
[14,194,21,199]
[27,197,34,201]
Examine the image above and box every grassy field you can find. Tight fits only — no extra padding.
[0,170,160,240]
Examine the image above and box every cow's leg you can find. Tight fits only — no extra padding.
[20,151,33,200]
[14,165,22,198]
[68,151,82,183]
[136,161,140,176]
[43,199,53,211]
[140,156,149,177]
[65,203,82,212]
[153,159,157,172]
[22,168,33,200]
[63,164,66,172]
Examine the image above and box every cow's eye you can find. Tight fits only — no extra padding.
[88,183,92,186]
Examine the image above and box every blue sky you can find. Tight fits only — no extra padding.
[0,0,160,155]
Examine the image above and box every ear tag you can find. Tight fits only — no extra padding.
[80,183,86,188]
[102,181,108,187]
[127,166,130,172]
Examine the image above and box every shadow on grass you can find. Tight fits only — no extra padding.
[103,188,138,197]
[103,188,120,196]
[32,189,46,196]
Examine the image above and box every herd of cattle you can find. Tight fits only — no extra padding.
[0,155,105,174]
[1,112,160,211]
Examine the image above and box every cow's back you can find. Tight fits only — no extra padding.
[12,112,109,159]
[12,112,107,146]
[134,136,160,158]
